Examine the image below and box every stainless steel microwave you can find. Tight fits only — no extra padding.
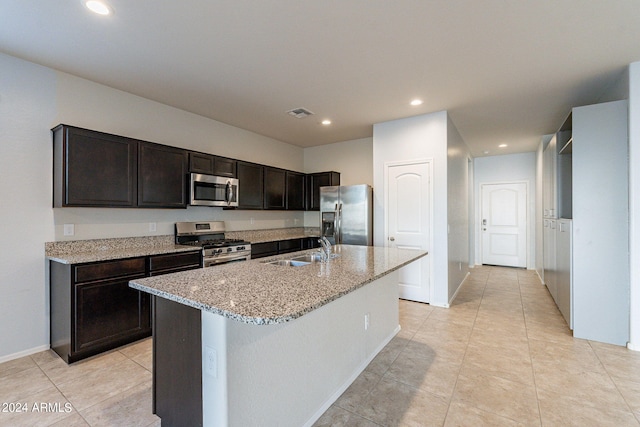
[189,173,239,207]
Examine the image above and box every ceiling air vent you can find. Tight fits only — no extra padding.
[286,108,315,119]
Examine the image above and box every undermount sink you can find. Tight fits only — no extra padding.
[267,259,311,267]
[290,253,324,263]
[265,252,341,267]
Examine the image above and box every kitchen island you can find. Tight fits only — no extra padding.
[129,244,427,427]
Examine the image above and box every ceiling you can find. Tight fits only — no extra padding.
[2,1,640,157]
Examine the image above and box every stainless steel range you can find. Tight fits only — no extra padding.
[175,221,251,267]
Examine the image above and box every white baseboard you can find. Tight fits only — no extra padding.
[448,272,471,306]
[0,344,50,364]
[430,301,450,308]
[303,325,401,427]
[627,342,640,352]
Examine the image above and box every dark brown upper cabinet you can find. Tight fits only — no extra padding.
[53,125,138,207]
[138,142,188,208]
[306,171,340,211]
[53,124,341,212]
[236,161,264,209]
[264,167,286,210]
[286,171,306,210]
[189,152,236,177]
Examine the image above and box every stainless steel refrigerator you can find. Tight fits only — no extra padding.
[320,184,373,245]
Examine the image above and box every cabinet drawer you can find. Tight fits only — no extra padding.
[149,251,201,273]
[74,258,146,283]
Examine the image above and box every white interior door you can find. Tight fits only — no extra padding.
[386,161,431,302]
[481,182,527,268]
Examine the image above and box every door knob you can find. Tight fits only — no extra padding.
[389,237,395,241]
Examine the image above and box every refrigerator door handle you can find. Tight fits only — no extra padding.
[334,203,340,244]
[337,203,343,244]
[338,203,342,244]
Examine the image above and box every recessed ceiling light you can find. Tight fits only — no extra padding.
[499,144,508,148]
[410,99,423,106]
[321,119,332,125]
[85,0,113,16]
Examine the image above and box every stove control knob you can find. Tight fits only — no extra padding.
[215,249,223,254]
[227,247,232,252]
[238,246,245,251]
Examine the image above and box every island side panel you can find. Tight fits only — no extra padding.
[153,296,203,427]
[201,271,399,427]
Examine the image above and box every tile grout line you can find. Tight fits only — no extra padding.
[588,340,640,421]
[28,353,90,427]
[441,267,488,425]
[519,272,545,427]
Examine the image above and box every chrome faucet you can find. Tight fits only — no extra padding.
[318,238,332,262]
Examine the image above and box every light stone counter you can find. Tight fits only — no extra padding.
[45,235,199,264]
[129,244,427,325]
[225,226,320,243]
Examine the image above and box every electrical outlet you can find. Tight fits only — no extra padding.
[63,224,74,236]
[364,313,370,330]
[205,346,217,378]
[250,218,255,225]
[149,222,157,232]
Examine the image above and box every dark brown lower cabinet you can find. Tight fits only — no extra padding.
[153,296,202,427]
[50,251,201,364]
[250,237,320,259]
[74,276,150,354]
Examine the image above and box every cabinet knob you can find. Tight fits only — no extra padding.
[389,237,395,241]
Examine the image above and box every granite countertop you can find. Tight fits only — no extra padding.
[45,235,199,264]
[226,227,320,244]
[129,245,427,325]
[45,228,321,264]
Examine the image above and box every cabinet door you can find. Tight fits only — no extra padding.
[213,157,236,177]
[278,238,303,254]
[306,172,340,211]
[286,171,306,210]
[189,152,236,178]
[264,167,286,210]
[74,276,149,353]
[304,237,321,249]
[236,161,264,209]
[189,152,215,174]
[250,242,278,259]
[53,125,137,207]
[138,142,188,208]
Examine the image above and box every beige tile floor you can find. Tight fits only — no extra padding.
[314,266,640,427]
[1,265,639,426]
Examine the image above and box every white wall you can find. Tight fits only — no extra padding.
[302,137,373,227]
[628,61,640,351]
[474,152,537,269]
[0,51,311,360]
[373,111,449,306]
[0,53,57,359]
[447,116,471,301]
[303,137,373,186]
